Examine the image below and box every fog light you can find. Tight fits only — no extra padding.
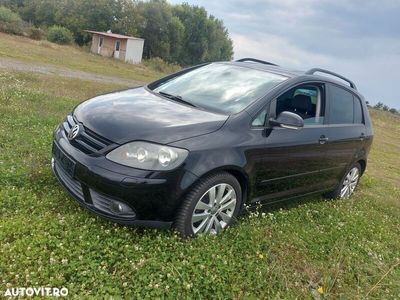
[110,201,123,213]
[91,190,136,218]
[51,157,55,169]
[110,200,134,215]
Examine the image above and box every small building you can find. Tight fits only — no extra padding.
[85,30,144,64]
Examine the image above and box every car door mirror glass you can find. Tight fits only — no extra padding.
[269,111,304,130]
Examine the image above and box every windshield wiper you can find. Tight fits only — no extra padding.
[158,91,198,108]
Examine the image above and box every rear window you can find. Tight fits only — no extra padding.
[152,63,288,114]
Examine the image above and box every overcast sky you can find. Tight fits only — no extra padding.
[169,0,400,108]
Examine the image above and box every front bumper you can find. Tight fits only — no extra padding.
[51,126,198,228]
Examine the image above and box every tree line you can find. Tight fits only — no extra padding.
[0,0,234,65]
[370,102,398,115]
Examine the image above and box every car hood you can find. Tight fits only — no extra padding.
[73,87,228,144]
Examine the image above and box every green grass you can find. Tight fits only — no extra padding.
[0,32,178,83]
[0,66,399,297]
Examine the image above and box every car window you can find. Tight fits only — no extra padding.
[329,85,355,124]
[152,63,288,114]
[353,96,363,124]
[252,110,267,126]
[277,85,325,125]
[252,84,325,127]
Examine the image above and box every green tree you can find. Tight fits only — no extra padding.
[0,0,234,64]
[19,0,58,25]
[205,16,233,62]
[0,5,22,34]
[111,0,142,37]
[173,4,209,65]
[0,0,25,9]
[137,0,175,61]
[167,16,184,63]
[56,0,119,44]
[173,3,233,65]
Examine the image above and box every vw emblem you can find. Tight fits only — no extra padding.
[68,124,80,140]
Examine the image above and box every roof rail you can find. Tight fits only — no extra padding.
[236,58,278,66]
[305,68,357,90]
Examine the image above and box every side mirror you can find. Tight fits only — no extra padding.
[269,111,304,130]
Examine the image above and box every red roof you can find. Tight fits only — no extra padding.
[84,30,143,40]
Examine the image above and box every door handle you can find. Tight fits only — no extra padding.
[359,133,365,141]
[319,135,329,144]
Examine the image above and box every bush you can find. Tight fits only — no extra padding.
[0,6,22,34]
[143,57,181,74]
[47,25,74,45]
[27,26,46,40]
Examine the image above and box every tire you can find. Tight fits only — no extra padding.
[174,172,242,238]
[325,162,361,199]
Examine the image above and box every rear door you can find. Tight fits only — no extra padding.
[321,83,367,188]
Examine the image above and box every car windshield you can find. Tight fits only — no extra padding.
[152,63,288,114]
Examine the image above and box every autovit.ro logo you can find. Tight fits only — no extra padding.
[2,287,68,298]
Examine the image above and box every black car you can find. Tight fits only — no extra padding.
[52,58,373,237]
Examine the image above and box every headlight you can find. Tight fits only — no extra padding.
[106,141,189,171]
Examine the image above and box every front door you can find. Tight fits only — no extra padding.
[114,40,121,59]
[97,37,103,54]
[251,83,330,203]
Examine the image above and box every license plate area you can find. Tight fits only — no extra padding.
[52,143,76,177]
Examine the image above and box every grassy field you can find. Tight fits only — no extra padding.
[0,37,399,298]
[0,32,179,83]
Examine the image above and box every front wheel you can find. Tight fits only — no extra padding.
[174,172,242,237]
[326,163,361,199]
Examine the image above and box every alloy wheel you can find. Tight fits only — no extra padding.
[340,167,359,199]
[191,183,237,235]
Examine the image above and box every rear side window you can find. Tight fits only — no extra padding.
[353,96,363,124]
[329,85,355,124]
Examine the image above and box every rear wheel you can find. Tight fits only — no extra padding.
[326,163,361,199]
[174,172,242,237]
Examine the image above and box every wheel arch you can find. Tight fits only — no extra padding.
[181,165,251,211]
[223,168,249,208]
[357,159,367,175]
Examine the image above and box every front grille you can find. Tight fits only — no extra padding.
[63,115,112,154]
[54,161,84,201]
